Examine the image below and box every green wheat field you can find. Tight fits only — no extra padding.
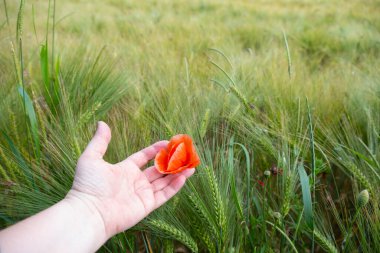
[1,0,380,252]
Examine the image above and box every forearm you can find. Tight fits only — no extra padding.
[0,193,107,253]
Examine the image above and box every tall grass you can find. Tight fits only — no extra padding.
[1,0,379,252]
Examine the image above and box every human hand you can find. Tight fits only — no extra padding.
[0,121,194,253]
[66,121,195,239]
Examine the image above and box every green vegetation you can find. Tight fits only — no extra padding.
[1,0,379,251]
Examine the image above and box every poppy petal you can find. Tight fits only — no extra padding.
[155,148,169,173]
[168,135,185,156]
[168,164,192,174]
[168,134,193,159]
[189,144,200,166]
[168,143,188,172]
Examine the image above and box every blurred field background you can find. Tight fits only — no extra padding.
[1,0,380,252]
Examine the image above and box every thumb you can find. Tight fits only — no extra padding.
[82,121,111,159]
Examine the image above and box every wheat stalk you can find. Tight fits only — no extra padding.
[281,173,292,217]
[10,42,21,85]
[187,192,219,237]
[0,145,21,181]
[199,108,210,138]
[346,163,373,193]
[147,219,198,253]
[78,101,102,127]
[313,228,338,253]
[8,109,20,146]
[71,135,82,160]
[16,0,25,42]
[0,162,10,181]
[162,239,174,253]
[229,85,251,112]
[190,216,216,253]
[204,166,227,237]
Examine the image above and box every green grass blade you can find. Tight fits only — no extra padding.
[252,196,263,217]
[2,0,10,28]
[228,137,244,220]
[184,57,190,86]
[282,30,292,79]
[208,48,233,69]
[210,79,229,92]
[32,4,38,42]
[51,0,56,69]
[298,163,313,229]
[266,221,298,253]
[306,98,316,252]
[306,99,316,190]
[40,44,60,113]
[234,142,251,222]
[17,86,41,161]
[40,44,49,89]
[209,60,236,86]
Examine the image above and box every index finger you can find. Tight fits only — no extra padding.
[119,140,168,168]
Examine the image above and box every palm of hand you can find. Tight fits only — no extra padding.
[69,122,194,238]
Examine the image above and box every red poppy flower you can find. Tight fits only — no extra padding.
[155,134,200,174]
[257,180,265,187]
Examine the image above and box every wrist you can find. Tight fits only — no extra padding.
[63,190,109,252]
[0,191,109,253]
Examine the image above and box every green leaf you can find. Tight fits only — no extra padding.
[18,86,41,161]
[228,137,244,220]
[40,44,61,114]
[234,142,251,221]
[298,163,313,229]
[306,99,316,252]
[252,196,262,217]
[40,44,49,90]
[40,44,54,111]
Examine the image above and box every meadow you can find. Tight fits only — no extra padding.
[1,0,380,252]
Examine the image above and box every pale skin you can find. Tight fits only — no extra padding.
[0,121,195,253]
